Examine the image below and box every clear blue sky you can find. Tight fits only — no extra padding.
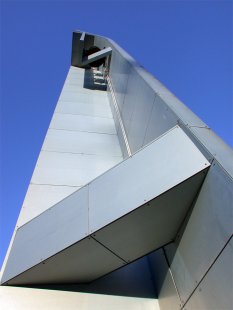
[0,0,232,269]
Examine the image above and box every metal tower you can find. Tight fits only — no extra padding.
[1,31,232,310]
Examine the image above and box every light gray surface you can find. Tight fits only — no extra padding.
[89,126,209,233]
[121,72,138,137]
[31,151,121,186]
[189,126,233,177]
[0,286,159,310]
[55,100,112,118]
[17,184,81,227]
[1,186,89,284]
[184,238,233,310]
[143,95,178,147]
[125,73,156,153]
[17,66,122,227]
[58,90,108,104]
[50,113,116,134]
[1,65,124,286]
[164,162,233,304]
[42,129,122,156]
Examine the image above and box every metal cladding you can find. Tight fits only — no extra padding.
[1,30,232,310]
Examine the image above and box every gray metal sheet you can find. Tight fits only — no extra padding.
[0,286,159,310]
[109,52,131,112]
[14,64,123,230]
[55,100,112,118]
[107,86,129,158]
[89,126,210,233]
[31,151,122,187]
[143,95,178,147]
[190,126,233,178]
[67,67,85,78]
[62,84,94,92]
[158,271,181,310]
[59,90,109,105]
[184,238,233,310]
[4,237,125,285]
[92,171,207,262]
[121,72,138,135]
[50,113,116,135]
[17,184,81,227]
[1,186,89,284]
[126,75,156,153]
[164,162,233,304]
[42,129,122,156]
[142,73,208,129]
[66,75,85,83]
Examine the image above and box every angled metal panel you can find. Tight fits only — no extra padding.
[184,238,233,310]
[126,75,156,153]
[121,72,139,135]
[92,172,206,262]
[189,126,233,177]
[1,126,209,286]
[89,126,210,233]
[3,238,126,285]
[109,53,132,112]
[164,162,233,304]
[17,184,81,227]
[143,95,178,147]
[13,65,123,230]
[1,186,89,284]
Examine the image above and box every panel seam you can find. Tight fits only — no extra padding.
[181,234,233,309]
[90,235,127,264]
